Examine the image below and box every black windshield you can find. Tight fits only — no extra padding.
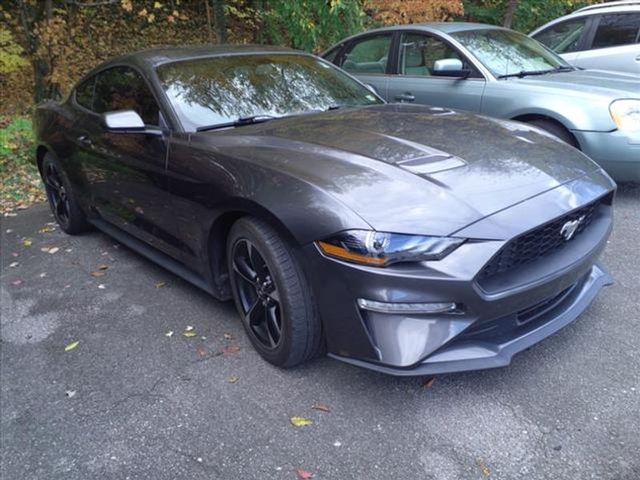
[157,54,383,131]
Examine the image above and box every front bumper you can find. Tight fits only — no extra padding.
[573,129,640,183]
[301,179,614,376]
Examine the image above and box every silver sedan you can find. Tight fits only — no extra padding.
[323,23,640,182]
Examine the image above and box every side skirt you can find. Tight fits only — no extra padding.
[90,218,217,297]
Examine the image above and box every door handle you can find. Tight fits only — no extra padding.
[77,135,93,147]
[635,55,640,62]
[395,93,415,102]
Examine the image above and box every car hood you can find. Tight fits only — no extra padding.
[507,69,640,98]
[211,104,605,237]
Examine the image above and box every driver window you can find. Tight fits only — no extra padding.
[93,67,160,126]
[399,34,464,76]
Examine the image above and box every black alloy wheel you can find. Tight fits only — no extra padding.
[231,238,283,349]
[43,161,71,229]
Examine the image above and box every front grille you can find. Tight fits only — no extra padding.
[479,198,602,280]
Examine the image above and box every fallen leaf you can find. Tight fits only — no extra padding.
[185,325,194,331]
[11,252,19,257]
[9,262,19,268]
[422,377,436,388]
[6,229,13,233]
[182,331,197,338]
[296,469,313,479]
[223,333,233,340]
[223,345,241,354]
[478,460,491,478]
[65,248,72,253]
[155,282,166,288]
[196,346,207,357]
[97,264,109,270]
[48,247,59,254]
[98,284,106,289]
[227,375,239,384]
[312,403,331,413]
[41,247,50,252]
[290,416,313,427]
[65,390,76,398]
[39,272,47,278]
[91,271,105,277]
[64,340,80,352]
[11,279,22,287]
[39,227,55,233]
[165,330,174,337]
[22,239,32,247]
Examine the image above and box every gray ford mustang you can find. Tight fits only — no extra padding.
[33,46,615,375]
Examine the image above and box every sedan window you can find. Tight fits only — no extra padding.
[75,75,96,110]
[340,34,393,74]
[592,13,640,49]
[399,34,463,76]
[157,54,383,131]
[93,66,160,126]
[452,28,567,77]
[533,18,588,53]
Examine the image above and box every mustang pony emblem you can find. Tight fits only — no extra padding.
[560,216,585,241]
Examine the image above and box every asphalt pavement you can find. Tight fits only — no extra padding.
[1,183,639,480]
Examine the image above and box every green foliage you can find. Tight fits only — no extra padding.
[0,26,28,74]
[262,0,365,52]
[460,0,596,32]
[0,116,44,213]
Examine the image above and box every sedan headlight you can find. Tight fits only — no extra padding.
[317,230,465,267]
[609,99,640,133]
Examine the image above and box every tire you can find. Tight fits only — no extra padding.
[227,217,322,367]
[528,119,579,149]
[41,153,90,235]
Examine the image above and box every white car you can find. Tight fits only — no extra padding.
[530,1,640,74]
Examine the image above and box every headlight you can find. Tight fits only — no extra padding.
[609,99,640,133]
[317,230,465,267]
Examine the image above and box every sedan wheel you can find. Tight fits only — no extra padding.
[227,217,322,367]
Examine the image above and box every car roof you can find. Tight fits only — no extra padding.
[98,44,304,71]
[333,22,508,44]
[574,0,640,14]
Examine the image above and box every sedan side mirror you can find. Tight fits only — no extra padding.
[102,110,146,131]
[432,58,471,78]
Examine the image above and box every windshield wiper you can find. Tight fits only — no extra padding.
[497,65,574,79]
[196,114,278,132]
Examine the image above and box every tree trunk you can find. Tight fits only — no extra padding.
[213,0,227,44]
[503,0,518,29]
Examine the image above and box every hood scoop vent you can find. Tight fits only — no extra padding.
[396,152,466,175]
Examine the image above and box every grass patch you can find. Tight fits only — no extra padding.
[0,116,46,215]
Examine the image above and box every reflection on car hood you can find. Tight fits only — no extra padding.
[214,103,604,236]
[509,69,640,98]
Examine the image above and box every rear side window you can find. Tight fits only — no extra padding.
[339,34,393,74]
[93,66,160,125]
[592,13,640,49]
[533,18,588,53]
[75,76,96,110]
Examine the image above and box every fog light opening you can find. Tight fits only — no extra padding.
[357,298,459,315]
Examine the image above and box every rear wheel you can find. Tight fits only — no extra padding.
[528,119,579,149]
[41,153,90,234]
[227,217,321,367]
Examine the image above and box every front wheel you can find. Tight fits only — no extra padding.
[227,217,322,367]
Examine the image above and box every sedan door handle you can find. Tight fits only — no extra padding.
[635,55,640,62]
[395,93,416,102]
[77,135,93,147]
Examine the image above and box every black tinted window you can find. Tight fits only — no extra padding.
[75,76,96,110]
[592,13,640,49]
[533,18,588,53]
[340,34,392,74]
[93,67,160,125]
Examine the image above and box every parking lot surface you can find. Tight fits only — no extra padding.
[1,184,639,480]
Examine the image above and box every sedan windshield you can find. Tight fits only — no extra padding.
[451,29,569,78]
[157,54,383,131]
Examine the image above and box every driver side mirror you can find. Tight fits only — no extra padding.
[102,110,146,131]
[432,58,471,78]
